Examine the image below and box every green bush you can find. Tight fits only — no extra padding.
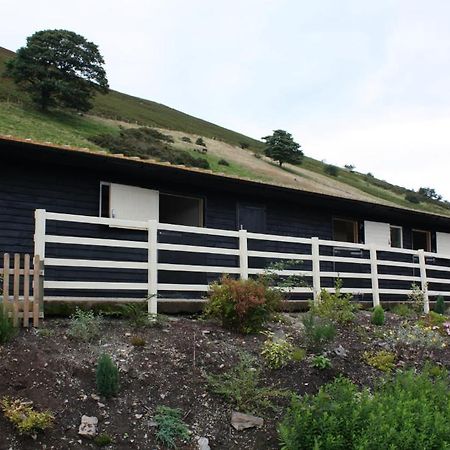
[0,304,16,344]
[312,280,357,324]
[206,353,286,413]
[195,137,206,146]
[363,350,396,372]
[261,332,294,369]
[94,433,114,447]
[181,136,192,143]
[96,354,119,398]
[311,354,332,370]
[291,347,307,362]
[302,312,336,352]
[68,308,102,342]
[324,164,339,176]
[1,397,54,435]
[371,305,385,326]
[407,283,425,313]
[218,158,230,166]
[279,371,450,450]
[391,303,415,317]
[434,295,446,315]
[155,406,190,449]
[204,275,282,333]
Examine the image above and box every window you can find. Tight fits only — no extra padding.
[390,226,403,248]
[412,229,431,251]
[333,218,358,243]
[159,193,203,227]
[100,182,110,218]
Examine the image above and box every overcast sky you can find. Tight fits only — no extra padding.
[3,1,450,199]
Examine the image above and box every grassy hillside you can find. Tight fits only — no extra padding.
[1,45,449,216]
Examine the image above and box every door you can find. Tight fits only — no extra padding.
[237,204,266,232]
[437,232,450,255]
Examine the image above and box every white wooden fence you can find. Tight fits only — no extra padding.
[34,209,450,313]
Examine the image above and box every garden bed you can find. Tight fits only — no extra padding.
[0,309,449,449]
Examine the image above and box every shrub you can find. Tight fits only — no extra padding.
[68,308,102,342]
[292,347,307,362]
[195,137,206,146]
[96,354,119,398]
[279,371,450,450]
[435,295,446,315]
[130,335,146,347]
[301,313,336,352]
[261,332,294,369]
[120,303,153,328]
[94,433,114,447]
[387,324,446,349]
[155,406,190,449]
[206,353,286,413]
[405,192,421,203]
[204,275,282,333]
[0,304,16,344]
[391,303,415,317]
[218,158,230,166]
[311,354,332,370]
[371,305,385,326]
[312,279,357,324]
[181,136,192,143]
[363,350,396,372]
[239,142,249,149]
[1,397,54,435]
[324,164,339,176]
[407,283,425,313]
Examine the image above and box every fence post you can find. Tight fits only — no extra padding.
[239,229,249,280]
[3,253,9,309]
[370,245,380,307]
[147,220,158,315]
[311,237,321,304]
[33,255,43,327]
[418,249,429,314]
[34,209,46,260]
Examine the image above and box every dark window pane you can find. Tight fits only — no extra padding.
[412,230,430,251]
[160,194,203,227]
[333,219,357,243]
[100,184,110,218]
[390,226,402,248]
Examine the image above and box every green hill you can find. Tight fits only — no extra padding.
[1,45,449,217]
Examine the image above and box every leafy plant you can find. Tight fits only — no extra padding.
[206,353,286,413]
[155,406,190,449]
[279,371,450,450]
[311,354,332,370]
[0,304,16,344]
[261,332,294,369]
[1,397,54,435]
[292,347,307,362]
[195,137,206,146]
[407,283,425,313]
[68,308,102,342]
[96,354,119,398]
[371,305,385,326]
[363,350,396,372]
[391,303,415,317]
[94,433,114,447]
[422,361,448,379]
[218,158,230,166]
[204,275,282,333]
[312,279,358,324]
[130,335,146,347]
[434,295,446,315]
[181,136,192,143]
[301,312,336,352]
[387,324,446,349]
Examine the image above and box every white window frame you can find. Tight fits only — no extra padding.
[389,225,403,248]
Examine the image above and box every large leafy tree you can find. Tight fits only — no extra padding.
[5,29,109,111]
[262,130,303,167]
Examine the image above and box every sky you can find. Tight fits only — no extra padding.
[3,0,450,199]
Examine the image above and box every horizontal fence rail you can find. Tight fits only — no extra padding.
[33,209,450,313]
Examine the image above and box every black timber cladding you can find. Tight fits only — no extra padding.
[1,137,450,300]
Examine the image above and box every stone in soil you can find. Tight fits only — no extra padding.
[231,411,264,431]
[78,415,98,438]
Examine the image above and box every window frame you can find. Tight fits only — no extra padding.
[389,225,403,248]
[412,228,432,252]
[332,217,359,243]
[159,192,205,227]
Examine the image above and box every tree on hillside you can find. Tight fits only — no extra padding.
[5,29,109,111]
[418,187,443,201]
[262,130,303,167]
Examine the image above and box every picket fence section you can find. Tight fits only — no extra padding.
[34,209,450,314]
[0,253,43,327]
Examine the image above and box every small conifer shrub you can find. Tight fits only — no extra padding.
[371,305,385,326]
[435,296,446,315]
[96,354,119,398]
